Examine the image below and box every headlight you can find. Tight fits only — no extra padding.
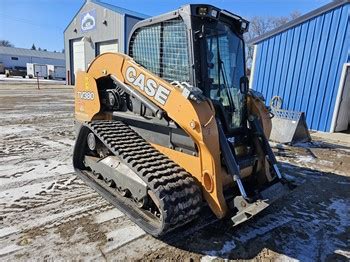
[241,21,249,32]
[197,7,208,16]
[211,9,218,18]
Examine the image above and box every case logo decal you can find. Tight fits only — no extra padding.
[125,66,170,105]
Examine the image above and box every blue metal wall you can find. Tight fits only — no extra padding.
[252,3,350,131]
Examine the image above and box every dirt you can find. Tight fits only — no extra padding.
[54,216,107,246]
[0,83,349,261]
[141,246,202,262]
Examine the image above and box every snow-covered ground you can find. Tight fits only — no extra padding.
[0,74,65,84]
[0,83,349,261]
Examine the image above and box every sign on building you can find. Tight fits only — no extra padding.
[81,9,96,32]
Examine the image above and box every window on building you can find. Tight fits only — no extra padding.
[11,57,19,60]
[129,18,190,83]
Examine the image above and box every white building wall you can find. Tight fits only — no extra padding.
[0,54,65,69]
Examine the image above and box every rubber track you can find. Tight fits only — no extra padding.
[86,120,202,235]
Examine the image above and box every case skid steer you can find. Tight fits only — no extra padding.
[73,4,291,237]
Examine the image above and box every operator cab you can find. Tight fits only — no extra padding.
[128,4,249,134]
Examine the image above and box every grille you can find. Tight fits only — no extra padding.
[272,109,303,121]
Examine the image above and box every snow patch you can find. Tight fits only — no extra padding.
[200,255,217,261]
[0,226,19,238]
[295,155,315,163]
[204,239,236,257]
[94,209,124,224]
[274,254,299,262]
[0,125,36,135]
[0,74,65,84]
[334,249,350,259]
[102,225,145,254]
[0,180,54,205]
[0,244,23,256]
[0,159,74,186]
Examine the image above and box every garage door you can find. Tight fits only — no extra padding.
[73,39,85,75]
[98,40,118,55]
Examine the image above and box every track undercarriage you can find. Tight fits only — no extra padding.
[73,120,202,236]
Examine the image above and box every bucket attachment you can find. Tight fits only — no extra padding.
[270,109,311,144]
[230,182,291,226]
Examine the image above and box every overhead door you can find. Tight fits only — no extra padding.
[73,39,85,76]
[97,40,118,55]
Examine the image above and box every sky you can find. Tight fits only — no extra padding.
[0,0,331,52]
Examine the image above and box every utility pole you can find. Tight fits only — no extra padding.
[36,72,40,90]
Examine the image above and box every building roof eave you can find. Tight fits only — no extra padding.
[0,46,65,60]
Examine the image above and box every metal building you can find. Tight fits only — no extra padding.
[64,0,147,85]
[249,0,350,132]
[0,46,65,69]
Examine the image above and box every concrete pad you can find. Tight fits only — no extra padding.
[312,131,350,145]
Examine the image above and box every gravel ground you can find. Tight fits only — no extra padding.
[0,83,349,261]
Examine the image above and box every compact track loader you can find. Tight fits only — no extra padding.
[73,4,291,237]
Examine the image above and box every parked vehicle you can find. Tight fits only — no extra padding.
[27,63,48,79]
[47,65,66,80]
[53,66,66,80]
[5,66,26,78]
[0,63,5,74]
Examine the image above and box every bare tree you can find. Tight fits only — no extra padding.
[0,40,14,47]
[245,11,301,69]
[290,10,302,20]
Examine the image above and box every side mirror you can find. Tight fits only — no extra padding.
[239,76,249,95]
